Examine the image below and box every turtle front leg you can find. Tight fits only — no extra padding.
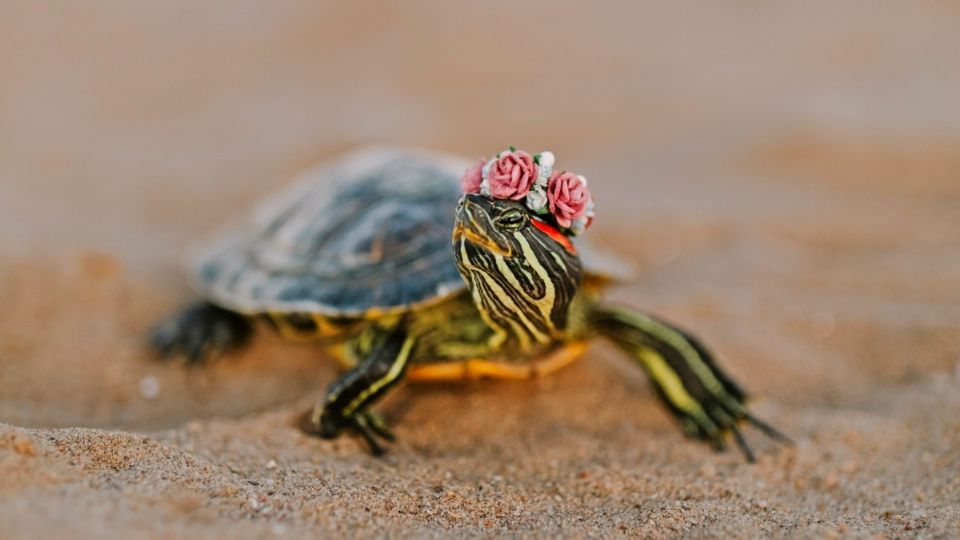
[305,323,416,456]
[149,301,253,364]
[590,305,789,461]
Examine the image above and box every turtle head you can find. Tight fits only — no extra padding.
[452,194,583,345]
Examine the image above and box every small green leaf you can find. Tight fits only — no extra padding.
[509,145,516,152]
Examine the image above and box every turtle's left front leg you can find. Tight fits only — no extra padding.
[305,323,416,455]
[590,305,790,461]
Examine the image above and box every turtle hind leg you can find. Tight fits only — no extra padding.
[590,305,790,462]
[149,301,253,364]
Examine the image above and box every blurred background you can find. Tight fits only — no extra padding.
[1,0,958,431]
[2,2,959,537]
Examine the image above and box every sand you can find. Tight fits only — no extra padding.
[1,1,959,538]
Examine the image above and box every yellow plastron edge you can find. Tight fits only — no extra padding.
[407,341,589,382]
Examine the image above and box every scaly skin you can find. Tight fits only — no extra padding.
[305,194,788,459]
[153,192,787,459]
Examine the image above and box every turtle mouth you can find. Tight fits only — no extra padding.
[453,198,512,257]
[452,223,512,258]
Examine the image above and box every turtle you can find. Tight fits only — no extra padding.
[150,146,788,460]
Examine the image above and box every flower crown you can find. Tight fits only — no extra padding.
[460,147,595,236]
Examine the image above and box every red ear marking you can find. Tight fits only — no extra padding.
[532,218,577,255]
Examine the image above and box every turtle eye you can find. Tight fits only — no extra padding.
[496,209,526,230]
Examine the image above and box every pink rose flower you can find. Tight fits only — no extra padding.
[547,171,592,228]
[488,150,538,200]
[460,159,485,194]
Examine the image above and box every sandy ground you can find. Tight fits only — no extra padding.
[2,1,959,538]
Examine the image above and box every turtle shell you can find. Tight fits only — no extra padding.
[188,147,632,318]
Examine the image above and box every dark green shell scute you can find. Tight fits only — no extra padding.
[188,146,633,317]
[189,148,469,316]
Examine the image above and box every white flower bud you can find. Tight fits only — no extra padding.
[480,158,496,196]
[535,151,554,188]
[537,151,555,169]
[526,187,548,213]
[481,158,494,181]
[570,217,588,236]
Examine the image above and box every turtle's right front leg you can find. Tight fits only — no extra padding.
[306,323,416,455]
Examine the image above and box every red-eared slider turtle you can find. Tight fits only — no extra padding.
[150,147,787,459]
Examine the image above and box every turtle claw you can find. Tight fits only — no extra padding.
[743,412,794,445]
[665,382,786,462]
[729,424,756,463]
[148,302,251,364]
[680,404,786,463]
[590,307,791,463]
[352,414,389,456]
[312,409,395,456]
[362,411,396,442]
